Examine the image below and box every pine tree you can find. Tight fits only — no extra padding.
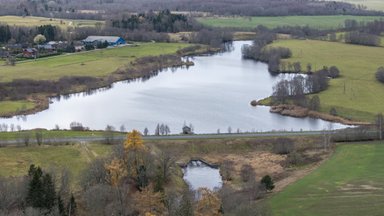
[42,173,56,210]
[26,165,44,208]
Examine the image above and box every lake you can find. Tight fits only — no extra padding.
[0,41,347,133]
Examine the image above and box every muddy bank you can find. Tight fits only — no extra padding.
[270,104,370,126]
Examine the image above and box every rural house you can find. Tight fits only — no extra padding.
[22,48,38,58]
[0,49,9,58]
[82,36,126,46]
[182,126,193,134]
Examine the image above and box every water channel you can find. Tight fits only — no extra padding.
[0,41,347,133]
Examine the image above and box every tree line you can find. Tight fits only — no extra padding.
[107,9,195,33]
[1,0,382,19]
[272,73,329,107]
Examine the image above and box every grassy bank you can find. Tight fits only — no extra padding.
[197,15,382,30]
[0,15,103,28]
[269,142,384,215]
[270,39,384,122]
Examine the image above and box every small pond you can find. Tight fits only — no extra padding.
[182,160,223,191]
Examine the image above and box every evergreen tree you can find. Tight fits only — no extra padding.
[261,175,275,191]
[26,165,57,211]
[136,165,149,189]
[26,165,44,208]
[42,173,56,210]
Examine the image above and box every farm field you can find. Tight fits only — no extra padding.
[196,15,383,29]
[0,15,103,28]
[269,142,384,215]
[0,43,190,82]
[0,143,111,182]
[271,39,384,122]
[328,0,384,11]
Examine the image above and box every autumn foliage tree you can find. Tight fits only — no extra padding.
[195,188,222,216]
[133,185,166,215]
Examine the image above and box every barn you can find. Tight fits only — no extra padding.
[82,36,126,47]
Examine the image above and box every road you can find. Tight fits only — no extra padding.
[0,130,334,146]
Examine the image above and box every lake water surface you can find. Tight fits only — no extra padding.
[0,41,347,133]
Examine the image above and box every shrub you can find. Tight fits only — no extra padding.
[308,95,320,111]
[272,138,294,155]
[375,67,384,83]
[220,160,235,181]
[260,175,275,191]
[285,151,305,166]
[329,66,340,78]
[240,164,255,183]
[330,107,337,116]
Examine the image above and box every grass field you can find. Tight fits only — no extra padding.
[197,15,383,29]
[269,142,384,215]
[0,100,35,115]
[327,0,384,11]
[0,15,103,28]
[271,39,384,122]
[0,143,111,183]
[0,43,190,82]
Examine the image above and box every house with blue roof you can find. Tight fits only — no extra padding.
[82,36,126,47]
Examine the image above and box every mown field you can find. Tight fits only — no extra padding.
[197,15,382,29]
[271,39,384,122]
[0,15,103,28]
[269,142,384,215]
[0,143,111,182]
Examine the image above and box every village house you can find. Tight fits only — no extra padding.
[82,36,126,47]
[0,49,9,58]
[37,44,55,51]
[182,126,193,134]
[22,48,38,58]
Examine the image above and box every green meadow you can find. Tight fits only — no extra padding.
[0,100,35,116]
[271,39,384,121]
[197,15,383,29]
[0,143,111,182]
[0,43,189,82]
[269,142,384,215]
